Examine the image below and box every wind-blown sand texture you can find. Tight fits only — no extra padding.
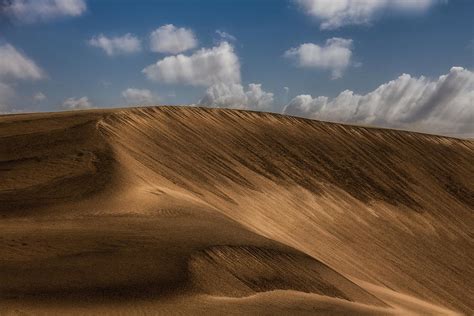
[0,106,472,315]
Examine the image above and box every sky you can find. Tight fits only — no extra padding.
[0,0,473,137]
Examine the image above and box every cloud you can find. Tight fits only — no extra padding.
[61,96,93,110]
[121,88,158,105]
[0,43,43,112]
[89,33,141,56]
[284,38,353,79]
[33,91,46,101]
[283,67,474,136]
[216,30,236,42]
[149,24,197,54]
[295,0,443,29]
[0,43,43,80]
[199,83,274,110]
[0,82,15,111]
[143,42,240,86]
[2,0,86,23]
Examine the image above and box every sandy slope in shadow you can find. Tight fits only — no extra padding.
[0,106,472,315]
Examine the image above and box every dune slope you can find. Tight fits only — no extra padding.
[0,106,472,315]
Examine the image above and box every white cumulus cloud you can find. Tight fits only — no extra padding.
[121,88,158,105]
[61,96,93,110]
[0,43,44,80]
[143,42,240,86]
[285,38,353,79]
[283,67,474,137]
[199,83,274,110]
[150,24,198,54]
[295,0,443,29]
[2,0,86,23]
[89,33,141,56]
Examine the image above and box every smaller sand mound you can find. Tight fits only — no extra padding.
[189,245,384,307]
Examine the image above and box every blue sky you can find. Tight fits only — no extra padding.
[0,0,473,136]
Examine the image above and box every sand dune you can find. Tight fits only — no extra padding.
[0,106,472,315]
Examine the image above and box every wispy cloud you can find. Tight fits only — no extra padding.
[0,43,44,112]
[0,43,44,80]
[216,30,236,42]
[0,82,15,111]
[33,91,46,101]
[89,33,141,56]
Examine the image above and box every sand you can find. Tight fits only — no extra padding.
[0,106,472,315]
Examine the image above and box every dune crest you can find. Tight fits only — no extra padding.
[1,106,472,315]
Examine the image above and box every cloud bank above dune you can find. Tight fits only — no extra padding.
[196,67,473,136]
[295,0,444,29]
[283,67,474,136]
[61,96,93,110]
[122,88,158,105]
[199,83,274,110]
